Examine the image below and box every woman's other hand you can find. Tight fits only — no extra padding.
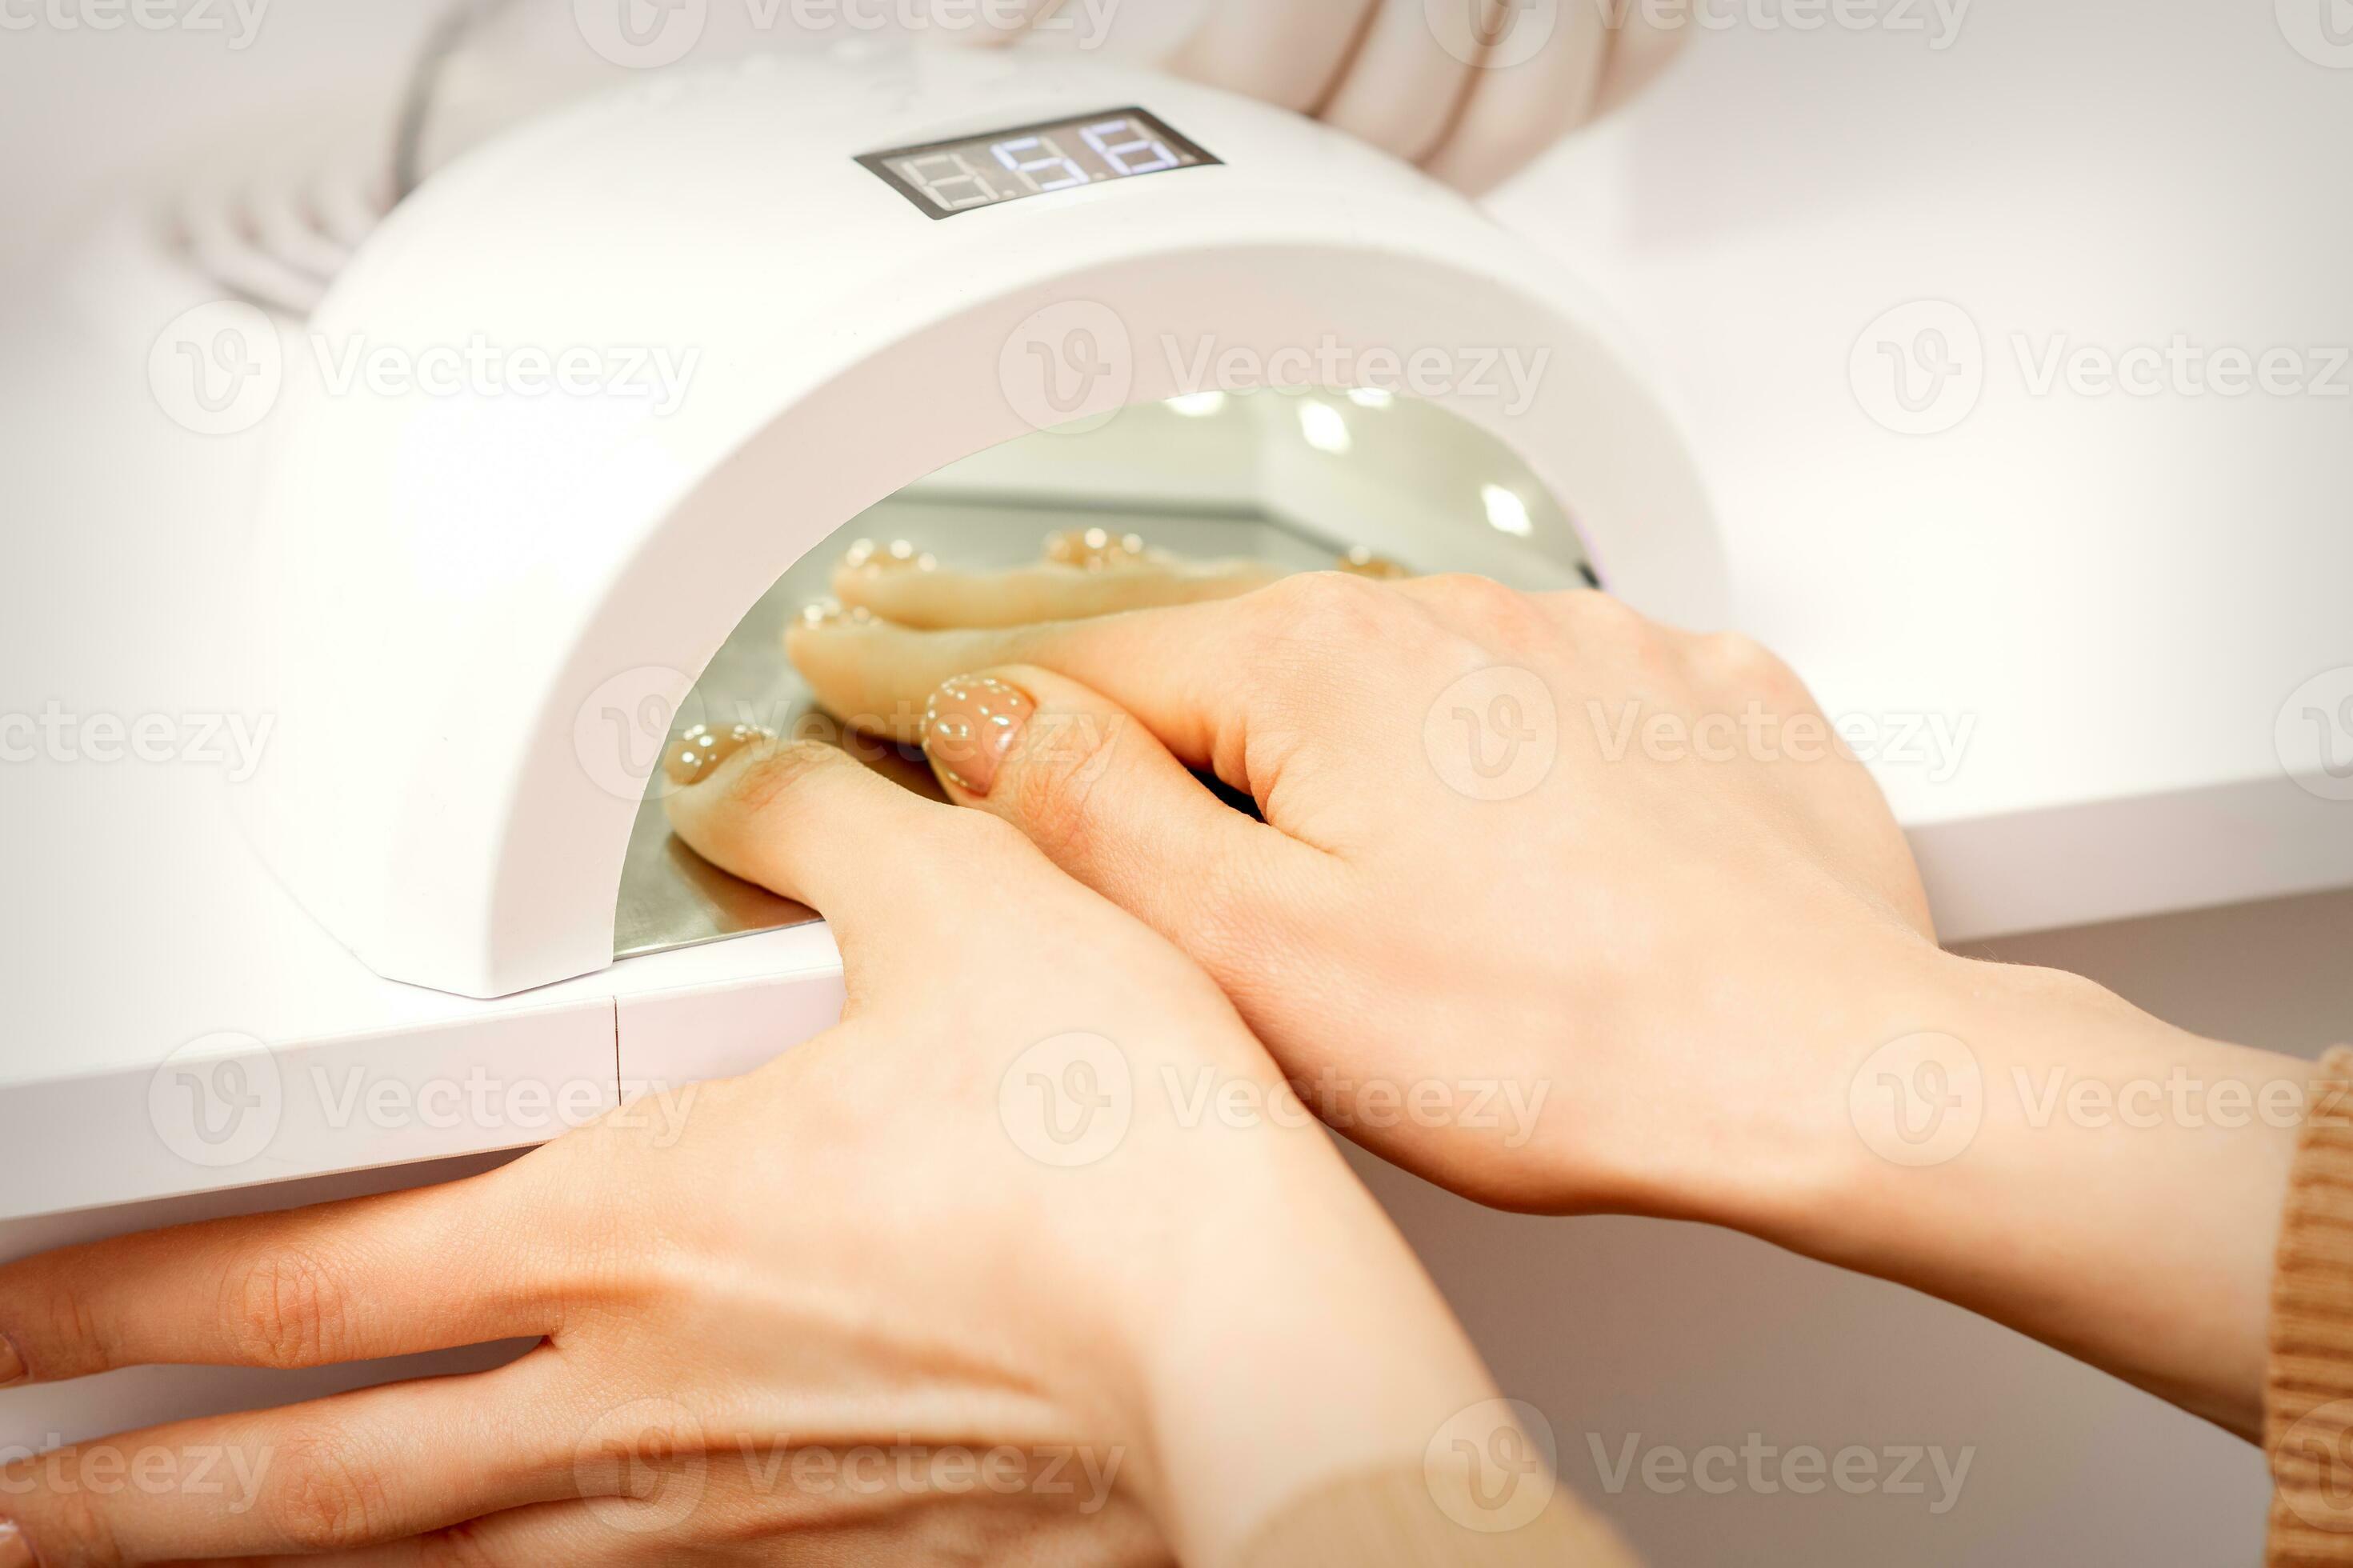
[966,0,1687,194]
[0,741,1516,1565]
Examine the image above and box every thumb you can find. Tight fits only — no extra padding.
[663,732,1030,1002]
[918,665,1337,987]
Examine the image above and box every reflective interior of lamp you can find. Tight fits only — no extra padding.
[614,388,1597,961]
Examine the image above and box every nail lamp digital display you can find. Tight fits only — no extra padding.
[857,107,1218,219]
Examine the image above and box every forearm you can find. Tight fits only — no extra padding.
[1720,950,2302,1438]
[1126,1147,1505,1563]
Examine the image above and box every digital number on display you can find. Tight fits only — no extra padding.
[857,108,1219,219]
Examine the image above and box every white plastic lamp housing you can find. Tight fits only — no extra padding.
[244,49,1726,999]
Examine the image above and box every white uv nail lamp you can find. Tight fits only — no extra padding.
[244,47,1723,1005]
[0,45,1724,1293]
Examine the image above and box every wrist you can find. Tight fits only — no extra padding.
[1711,947,2302,1434]
[1599,932,1987,1238]
[1102,1113,1499,1566]
[1781,951,2300,1255]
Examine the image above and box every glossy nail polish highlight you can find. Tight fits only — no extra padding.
[923,677,1034,797]
[663,722,774,788]
[1337,545,1410,579]
[1044,526,1146,570]
[0,1334,23,1388]
[842,538,935,574]
[796,597,874,630]
[0,1519,33,1568]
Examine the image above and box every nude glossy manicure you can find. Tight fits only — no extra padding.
[0,1519,33,1568]
[794,598,875,634]
[1338,545,1410,579]
[923,677,1034,797]
[1044,526,1146,570]
[842,538,935,574]
[0,1334,22,1388]
[663,722,774,788]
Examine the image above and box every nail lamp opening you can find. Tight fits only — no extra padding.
[242,49,1726,999]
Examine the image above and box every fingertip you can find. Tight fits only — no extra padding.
[1315,2,1479,164]
[662,731,866,863]
[663,734,951,926]
[1171,0,1379,113]
[921,671,1040,800]
[1593,10,1689,115]
[660,720,777,791]
[783,605,930,744]
[1421,2,1608,194]
[786,596,874,661]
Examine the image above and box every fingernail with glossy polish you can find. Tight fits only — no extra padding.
[663,722,776,788]
[0,1518,34,1568]
[0,1334,24,1389]
[842,538,934,574]
[923,677,1033,798]
[794,598,872,632]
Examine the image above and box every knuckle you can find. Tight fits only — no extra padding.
[265,1429,394,1550]
[1006,710,1122,862]
[1558,588,1647,639]
[1418,574,1557,648]
[14,1264,111,1379]
[1690,630,1800,694]
[1256,570,1401,651]
[220,1245,350,1369]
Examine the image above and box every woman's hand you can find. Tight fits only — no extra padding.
[0,742,1514,1566]
[786,566,2308,1438]
[793,568,1943,1214]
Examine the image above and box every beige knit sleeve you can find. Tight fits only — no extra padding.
[1233,1464,1639,1568]
[2267,1046,2353,1565]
